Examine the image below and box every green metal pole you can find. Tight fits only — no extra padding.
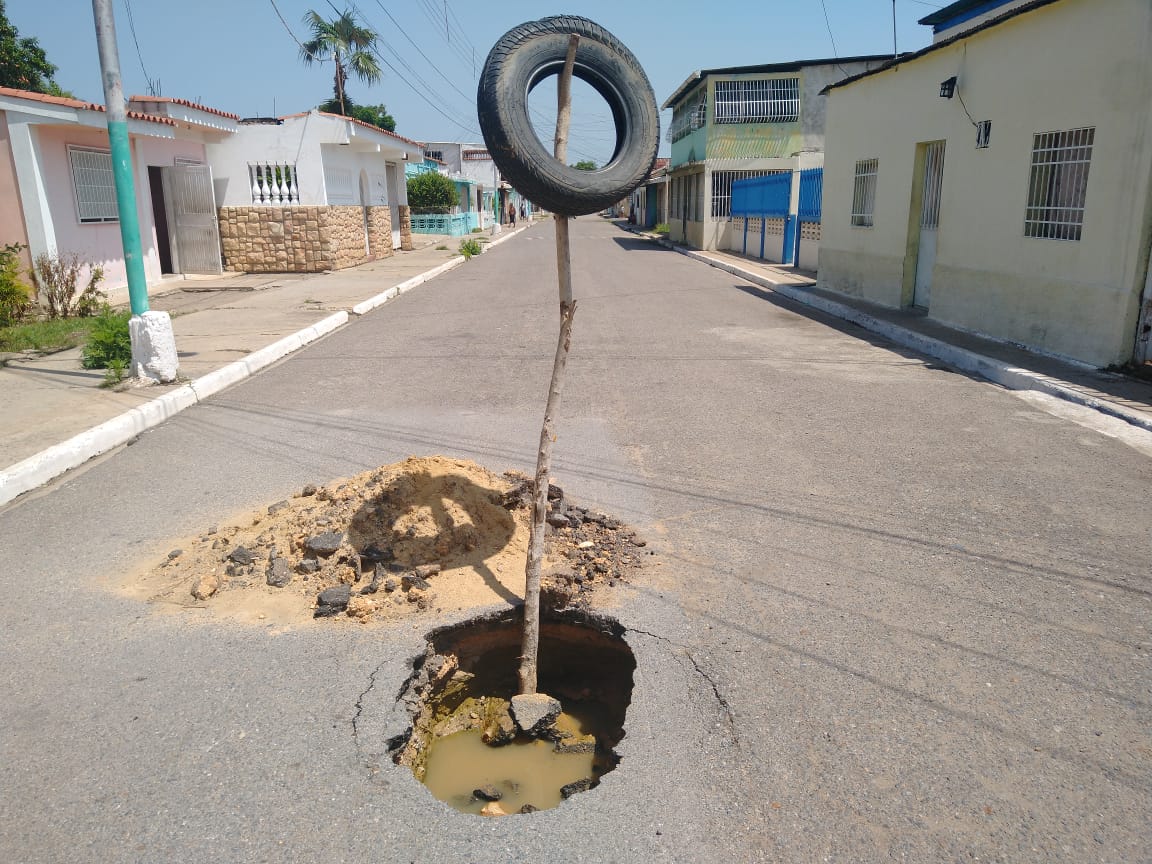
[92,0,148,316]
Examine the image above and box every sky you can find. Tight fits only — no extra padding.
[7,0,945,163]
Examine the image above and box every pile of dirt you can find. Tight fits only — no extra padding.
[134,456,649,625]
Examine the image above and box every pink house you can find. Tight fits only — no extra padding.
[0,87,239,294]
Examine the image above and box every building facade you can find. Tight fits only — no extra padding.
[661,55,891,252]
[206,111,423,273]
[0,88,237,293]
[818,0,1152,367]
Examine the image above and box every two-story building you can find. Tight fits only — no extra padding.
[661,55,891,252]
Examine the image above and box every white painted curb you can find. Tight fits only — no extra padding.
[654,234,1152,434]
[0,229,532,506]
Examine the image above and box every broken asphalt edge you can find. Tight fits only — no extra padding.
[0,225,530,507]
[628,227,1152,436]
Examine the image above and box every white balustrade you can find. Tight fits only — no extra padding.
[248,162,300,205]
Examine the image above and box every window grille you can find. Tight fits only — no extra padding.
[668,89,707,142]
[424,149,444,162]
[711,170,775,218]
[714,78,799,124]
[68,146,118,223]
[1024,127,1093,241]
[851,158,878,227]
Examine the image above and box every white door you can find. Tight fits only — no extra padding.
[914,141,945,309]
[161,164,223,275]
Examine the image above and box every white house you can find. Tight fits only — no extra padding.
[817,0,1152,368]
[205,111,424,272]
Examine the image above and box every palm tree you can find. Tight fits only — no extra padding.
[300,9,382,116]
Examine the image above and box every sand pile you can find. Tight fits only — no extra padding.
[134,455,648,625]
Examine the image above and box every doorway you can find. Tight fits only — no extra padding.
[147,166,175,275]
[912,141,946,309]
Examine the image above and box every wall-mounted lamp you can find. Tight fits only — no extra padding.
[939,77,957,99]
[402,153,409,161]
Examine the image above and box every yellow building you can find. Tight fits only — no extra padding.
[818,0,1152,368]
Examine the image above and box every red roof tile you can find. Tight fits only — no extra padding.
[0,86,175,126]
[128,95,240,121]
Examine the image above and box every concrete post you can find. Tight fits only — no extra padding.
[91,0,178,382]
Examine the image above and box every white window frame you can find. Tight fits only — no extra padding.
[851,158,878,228]
[714,78,800,125]
[1024,126,1094,242]
[68,145,119,224]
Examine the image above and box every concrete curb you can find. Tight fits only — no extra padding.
[637,229,1152,435]
[0,230,532,507]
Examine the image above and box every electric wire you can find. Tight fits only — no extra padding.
[122,0,158,96]
[269,0,327,63]
[818,0,851,77]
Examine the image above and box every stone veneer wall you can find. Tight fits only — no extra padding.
[218,206,334,273]
[366,205,393,259]
[328,205,371,270]
[399,205,413,251]
[218,205,398,273]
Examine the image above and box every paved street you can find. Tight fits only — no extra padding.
[1,216,1149,863]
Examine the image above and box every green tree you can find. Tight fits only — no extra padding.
[406,171,458,213]
[0,0,71,96]
[351,103,396,132]
[300,8,382,117]
[572,160,597,171]
[318,95,396,132]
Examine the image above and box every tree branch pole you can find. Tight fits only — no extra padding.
[519,34,579,696]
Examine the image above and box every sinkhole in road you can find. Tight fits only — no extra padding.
[391,608,636,816]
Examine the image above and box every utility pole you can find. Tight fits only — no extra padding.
[91,0,179,382]
[892,0,898,57]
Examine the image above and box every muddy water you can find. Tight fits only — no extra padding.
[423,728,595,814]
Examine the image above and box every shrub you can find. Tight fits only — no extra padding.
[471,227,484,233]
[31,251,105,319]
[654,223,670,235]
[459,238,482,260]
[81,304,132,371]
[0,242,33,326]
[406,171,458,213]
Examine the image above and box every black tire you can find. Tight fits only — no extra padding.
[477,16,660,217]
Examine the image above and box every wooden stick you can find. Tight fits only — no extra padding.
[518,34,579,696]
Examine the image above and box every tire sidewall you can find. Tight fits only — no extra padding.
[480,23,658,216]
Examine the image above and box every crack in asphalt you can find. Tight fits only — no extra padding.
[625,626,739,744]
[352,660,386,744]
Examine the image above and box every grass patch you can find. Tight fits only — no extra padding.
[654,223,670,235]
[0,317,100,354]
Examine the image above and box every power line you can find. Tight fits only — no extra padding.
[371,0,474,104]
[818,0,851,77]
[268,0,327,62]
[122,0,158,96]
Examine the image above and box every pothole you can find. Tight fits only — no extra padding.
[391,608,635,816]
[129,456,653,626]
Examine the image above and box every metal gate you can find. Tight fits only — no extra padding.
[914,141,945,309]
[161,164,223,274]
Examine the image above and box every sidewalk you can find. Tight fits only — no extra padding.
[0,226,529,505]
[617,221,1152,432]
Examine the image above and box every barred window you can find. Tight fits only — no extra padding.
[424,149,444,162]
[1024,127,1093,241]
[851,159,878,227]
[714,78,799,124]
[68,146,118,223]
[668,89,707,143]
[711,170,778,218]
